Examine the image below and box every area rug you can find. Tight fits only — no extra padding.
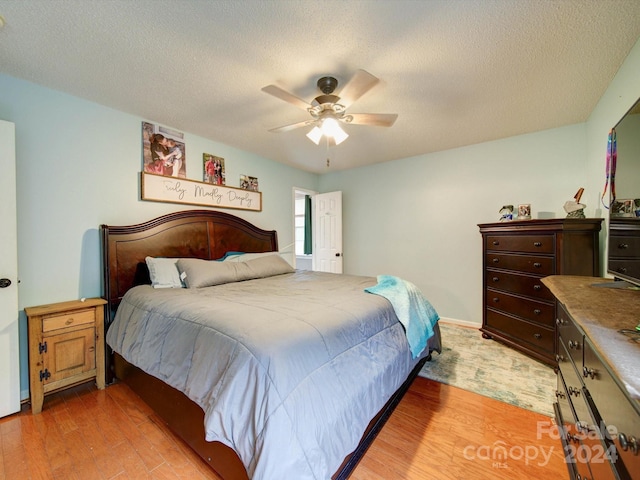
[419,322,556,417]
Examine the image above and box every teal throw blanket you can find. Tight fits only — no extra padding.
[365,275,439,358]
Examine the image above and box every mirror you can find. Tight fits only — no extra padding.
[612,98,640,217]
[607,97,640,288]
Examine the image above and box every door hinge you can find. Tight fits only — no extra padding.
[39,341,47,354]
[39,369,51,382]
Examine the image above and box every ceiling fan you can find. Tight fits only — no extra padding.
[262,70,398,145]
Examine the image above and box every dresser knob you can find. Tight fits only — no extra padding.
[582,366,596,379]
[533,309,541,315]
[568,340,579,349]
[568,386,581,397]
[492,297,499,303]
[533,262,542,268]
[533,242,542,247]
[629,435,638,455]
[617,267,628,274]
[533,284,541,291]
[492,277,499,282]
[533,333,542,339]
[555,390,565,399]
[492,258,499,263]
[555,354,564,362]
[492,240,500,246]
[618,243,629,249]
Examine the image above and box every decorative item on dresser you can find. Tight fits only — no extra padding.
[543,275,640,480]
[478,218,602,366]
[25,298,106,414]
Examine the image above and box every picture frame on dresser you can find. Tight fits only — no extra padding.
[478,218,602,366]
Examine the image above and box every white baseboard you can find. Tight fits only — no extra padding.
[438,316,480,329]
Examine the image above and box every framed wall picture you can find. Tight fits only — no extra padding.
[142,122,186,178]
[203,153,225,185]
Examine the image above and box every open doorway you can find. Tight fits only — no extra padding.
[293,188,316,270]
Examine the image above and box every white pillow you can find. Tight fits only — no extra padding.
[145,256,184,288]
[177,254,294,288]
[222,251,279,262]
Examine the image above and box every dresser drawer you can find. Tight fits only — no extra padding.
[486,234,555,254]
[486,290,555,327]
[42,308,96,332]
[486,270,555,301]
[607,258,640,281]
[485,310,554,356]
[582,340,640,476]
[608,233,640,258]
[486,253,554,275]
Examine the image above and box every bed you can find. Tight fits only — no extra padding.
[101,209,441,479]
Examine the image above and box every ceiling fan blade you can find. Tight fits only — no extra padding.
[268,119,316,133]
[261,85,311,111]
[338,70,380,107]
[346,113,398,127]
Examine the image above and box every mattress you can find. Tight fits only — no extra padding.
[106,270,441,479]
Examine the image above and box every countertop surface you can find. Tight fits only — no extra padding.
[542,276,640,402]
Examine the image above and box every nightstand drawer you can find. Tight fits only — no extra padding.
[486,234,555,254]
[486,253,554,275]
[42,309,95,332]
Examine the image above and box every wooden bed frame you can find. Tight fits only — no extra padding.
[101,209,431,480]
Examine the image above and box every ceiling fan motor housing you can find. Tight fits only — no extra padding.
[317,76,338,94]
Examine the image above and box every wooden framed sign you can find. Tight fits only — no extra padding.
[140,172,262,211]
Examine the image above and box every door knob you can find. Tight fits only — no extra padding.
[335,253,341,257]
[0,278,11,288]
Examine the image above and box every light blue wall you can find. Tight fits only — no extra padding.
[319,124,588,324]
[0,73,318,399]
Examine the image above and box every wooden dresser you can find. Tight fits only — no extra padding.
[25,298,106,413]
[478,218,602,365]
[543,276,640,480]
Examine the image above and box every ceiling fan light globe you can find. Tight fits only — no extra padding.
[306,126,323,145]
[321,117,340,136]
[333,127,349,145]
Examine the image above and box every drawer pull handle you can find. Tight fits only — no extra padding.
[533,242,542,247]
[582,366,596,379]
[533,309,541,315]
[568,340,579,349]
[628,435,638,455]
[618,243,629,250]
[492,297,499,303]
[619,432,628,451]
[492,240,499,246]
[492,277,499,282]
[533,333,542,339]
[568,386,581,397]
[617,267,628,274]
[533,284,541,291]
[554,390,565,399]
[555,354,564,362]
[492,258,499,263]
[65,318,74,325]
[533,262,542,268]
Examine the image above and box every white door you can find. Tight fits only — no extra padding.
[313,191,343,273]
[0,120,20,418]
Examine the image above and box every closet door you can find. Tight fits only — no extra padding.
[0,119,19,418]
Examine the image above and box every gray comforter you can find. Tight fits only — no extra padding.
[106,270,441,479]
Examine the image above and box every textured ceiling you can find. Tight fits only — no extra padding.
[0,0,639,174]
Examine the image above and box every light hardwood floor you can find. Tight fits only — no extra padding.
[0,377,568,480]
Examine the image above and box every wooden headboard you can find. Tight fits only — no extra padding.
[101,209,278,321]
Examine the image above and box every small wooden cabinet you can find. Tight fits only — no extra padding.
[25,298,106,413]
[478,218,602,365]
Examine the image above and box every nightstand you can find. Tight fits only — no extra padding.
[25,298,107,414]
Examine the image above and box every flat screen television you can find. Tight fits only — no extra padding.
[607,97,640,288]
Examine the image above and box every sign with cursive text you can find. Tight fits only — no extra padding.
[140,172,262,211]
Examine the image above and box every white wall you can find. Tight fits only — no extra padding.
[0,73,318,398]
